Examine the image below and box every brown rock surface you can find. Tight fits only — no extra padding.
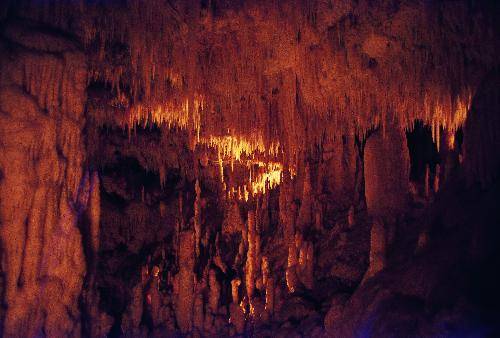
[0,22,87,337]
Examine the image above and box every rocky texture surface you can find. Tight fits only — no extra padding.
[0,21,88,336]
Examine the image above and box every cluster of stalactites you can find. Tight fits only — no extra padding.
[9,0,495,197]
[13,0,493,174]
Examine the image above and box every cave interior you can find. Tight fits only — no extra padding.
[0,0,499,337]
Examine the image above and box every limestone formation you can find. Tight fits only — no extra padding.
[362,219,387,282]
[245,210,257,299]
[297,163,313,230]
[0,22,87,337]
[174,230,195,333]
[364,125,410,218]
[208,268,220,314]
[194,179,202,257]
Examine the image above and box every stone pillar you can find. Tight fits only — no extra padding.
[363,124,409,281]
[174,230,195,333]
[364,126,410,218]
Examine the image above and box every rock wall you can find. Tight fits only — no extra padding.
[0,21,87,337]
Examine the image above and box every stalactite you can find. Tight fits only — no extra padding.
[43,0,491,196]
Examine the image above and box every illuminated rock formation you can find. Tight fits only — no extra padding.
[245,210,257,299]
[174,230,195,333]
[229,278,246,334]
[286,240,300,293]
[0,22,87,337]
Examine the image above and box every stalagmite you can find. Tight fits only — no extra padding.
[362,219,387,282]
[231,278,241,304]
[305,242,314,289]
[146,266,161,327]
[255,231,263,292]
[297,163,313,230]
[324,293,350,334]
[424,164,431,198]
[194,179,202,257]
[159,201,166,217]
[265,276,275,316]
[297,240,314,290]
[122,282,144,334]
[279,175,296,245]
[314,198,323,231]
[286,239,300,293]
[208,268,220,314]
[348,206,355,228]
[245,210,257,299]
[174,230,195,333]
[229,278,246,334]
[254,203,263,288]
[193,279,205,335]
[434,164,441,193]
[89,171,100,259]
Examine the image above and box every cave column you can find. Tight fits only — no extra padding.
[363,122,410,281]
